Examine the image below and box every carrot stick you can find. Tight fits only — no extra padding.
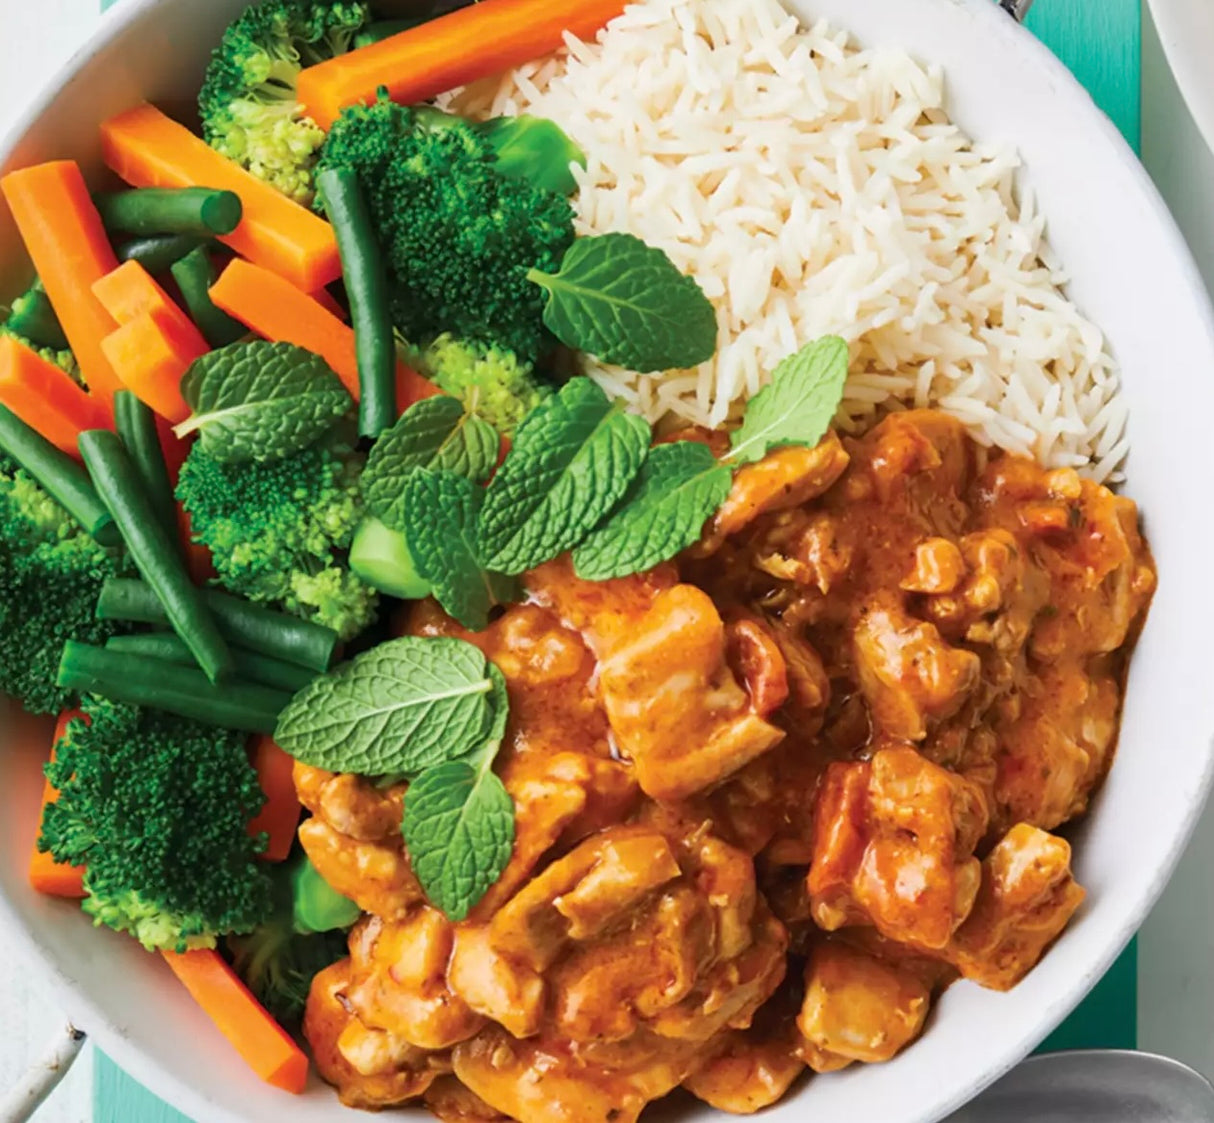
[177,500,216,585]
[160,949,309,1093]
[93,260,206,350]
[209,259,438,409]
[29,710,87,899]
[308,286,347,321]
[297,0,626,130]
[99,104,341,293]
[0,161,124,415]
[0,336,111,457]
[247,736,302,862]
[100,305,206,423]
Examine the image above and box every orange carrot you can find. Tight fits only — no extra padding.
[0,161,124,415]
[247,736,302,862]
[308,286,347,321]
[100,305,206,423]
[93,260,204,344]
[209,259,438,409]
[156,414,190,484]
[161,949,309,1093]
[0,336,111,457]
[298,0,626,129]
[29,710,86,899]
[99,104,341,292]
[177,501,216,585]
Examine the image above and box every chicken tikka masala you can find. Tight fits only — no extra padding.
[301,410,1155,1121]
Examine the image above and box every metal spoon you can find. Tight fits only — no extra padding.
[947,1051,1214,1123]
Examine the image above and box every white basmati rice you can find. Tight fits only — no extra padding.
[445,0,1126,480]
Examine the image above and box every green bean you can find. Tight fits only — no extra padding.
[116,234,209,275]
[106,632,316,694]
[316,168,395,437]
[113,391,178,543]
[96,188,242,238]
[79,431,232,683]
[96,578,338,673]
[169,247,246,348]
[352,16,427,47]
[0,406,119,545]
[4,287,68,350]
[58,642,287,733]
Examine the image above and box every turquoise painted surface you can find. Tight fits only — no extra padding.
[93,0,1142,1116]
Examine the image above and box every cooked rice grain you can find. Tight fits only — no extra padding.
[446,0,1126,479]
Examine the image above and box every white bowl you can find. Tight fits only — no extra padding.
[3,1,1214,1122]
[1145,0,1214,156]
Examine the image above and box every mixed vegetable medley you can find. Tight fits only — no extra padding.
[0,0,851,1095]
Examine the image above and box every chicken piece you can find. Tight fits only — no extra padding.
[861,410,974,504]
[948,823,1085,990]
[725,612,790,716]
[305,960,447,1109]
[598,585,786,800]
[752,509,855,594]
[901,538,966,595]
[976,458,1155,659]
[683,1034,805,1113]
[993,665,1122,831]
[453,1029,699,1123]
[472,751,639,921]
[797,941,932,1066]
[424,1077,509,1123]
[452,823,785,1052]
[298,817,423,920]
[700,434,851,553]
[808,747,988,949]
[917,530,1051,665]
[347,911,485,1050]
[294,762,405,842]
[853,591,980,741]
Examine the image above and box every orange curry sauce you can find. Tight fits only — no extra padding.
[297,410,1155,1121]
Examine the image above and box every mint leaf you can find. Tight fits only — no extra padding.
[274,636,494,774]
[527,233,718,373]
[403,468,519,630]
[483,661,510,746]
[402,753,515,921]
[363,396,499,531]
[726,336,849,466]
[479,378,650,575]
[572,441,732,580]
[175,341,351,463]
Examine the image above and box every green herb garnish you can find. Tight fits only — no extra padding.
[478,377,650,575]
[362,396,499,529]
[175,341,351,463]
[527,232,718,373]
[402,468,519,630]
[572,441,733,580]
[274,636,496,775]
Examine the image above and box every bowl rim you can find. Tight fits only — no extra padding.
[2,1,1214,1121]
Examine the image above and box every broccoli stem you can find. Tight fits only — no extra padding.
[57,641,289,733]
[95,188,243,238]
[349,515,432,600]
[5,286,69,350]
[0,406,120,547]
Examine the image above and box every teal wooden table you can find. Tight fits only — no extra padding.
[91,0,1144,1118]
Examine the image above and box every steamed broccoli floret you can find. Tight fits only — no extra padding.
[228,850,357,1024]
[2,280,80,382]
[317,96,576,362]
[199,0,372,205]
[410,333,551,436]
[176,435,378,640]
[39,697,273,952]
[0,454,123,715]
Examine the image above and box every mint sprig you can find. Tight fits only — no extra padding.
[479,378,650,575]
[175,341,351,463]
[572,441,732,580]
[362,396,499,530]
[273,636,495,775]
[527,233,718,373]
[726,336,849,465]
[403,468,519,630]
